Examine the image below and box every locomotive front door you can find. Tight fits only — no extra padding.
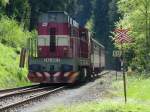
[49,28,56,57]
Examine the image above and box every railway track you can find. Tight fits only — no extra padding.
[0,86,65,112]
[0,84,41,95]
[0,71,109,112]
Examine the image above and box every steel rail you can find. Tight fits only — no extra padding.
[0,86,65,112]
[0,86,52,101]
[0,84,41,94]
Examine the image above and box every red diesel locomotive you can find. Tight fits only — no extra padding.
[20,11,105,84]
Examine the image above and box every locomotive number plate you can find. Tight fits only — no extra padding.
[44,58,60,63]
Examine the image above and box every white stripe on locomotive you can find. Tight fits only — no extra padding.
[38,35,70,46]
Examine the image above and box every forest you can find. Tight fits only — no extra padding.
[0,0,150,87]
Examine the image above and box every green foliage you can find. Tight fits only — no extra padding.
[0,17,35,48]
[0,0,9,7]
[40,101,150,112]
[85,16,94,30]
[115,0,150,72]
[0,0,9,17]
[0,15,36,88]
[4,0,31,29]
[0,43,30,88]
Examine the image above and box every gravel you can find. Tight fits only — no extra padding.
[0,89,50,109]
[22,71,114,112]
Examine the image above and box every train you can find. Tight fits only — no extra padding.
[20,11,105,84]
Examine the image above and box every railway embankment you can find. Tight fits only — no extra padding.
[23,71,113,112]
[26,71,150,112]
[0,17,35,89]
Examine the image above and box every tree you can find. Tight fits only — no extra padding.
[74,0,93,26]
[5,0,30,29]
[108,0,120,69]
[0,0,9,7]
[116,0,150,71]
[91,0,120,68]
[0,0,9,17]
[93,0,110,45]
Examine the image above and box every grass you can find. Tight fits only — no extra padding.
[41,101,150,112]
[113,74,150,101]
[127,77,150,100]
[0,43,31,88]
[40,73,150,112]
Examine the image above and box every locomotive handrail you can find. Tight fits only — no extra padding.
[28,38,38,58]
[19,48,27,68]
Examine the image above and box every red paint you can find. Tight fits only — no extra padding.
[37,22,89,59]
[28,72,75,83]
[28,72,44,83]
[78,27,89,58]
[70,37,79,57]
[80,40,89,58]
[37,23,70,35]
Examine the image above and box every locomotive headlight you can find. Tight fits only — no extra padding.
[61,64,73,72]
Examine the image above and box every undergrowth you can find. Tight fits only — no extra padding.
[0,43,31,88]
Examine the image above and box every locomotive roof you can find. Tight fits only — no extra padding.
[91,38,105,48]
[45,11,79,27]
[47,11,68,15]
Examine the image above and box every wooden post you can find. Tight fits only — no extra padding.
[115,57,118,80]
[114,26,131,103]
[121,43,127,103]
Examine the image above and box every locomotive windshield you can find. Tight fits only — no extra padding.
[38,12,68,23]
[38,13,48,22]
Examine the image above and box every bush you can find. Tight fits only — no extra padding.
[0,16,34,48]
[0,43,30,88]
[0,16,36,88]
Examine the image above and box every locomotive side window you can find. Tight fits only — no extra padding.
[49,28,56,52]
[70,27,78,37]
[79,31,87,40]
